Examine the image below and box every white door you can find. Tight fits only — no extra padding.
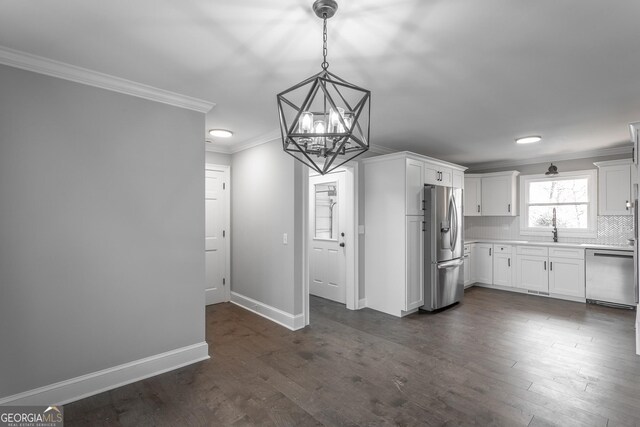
[205,168,229,305]
[309,172,347,304]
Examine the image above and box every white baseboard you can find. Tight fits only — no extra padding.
[0,342,209,406]
[358,298,367,309]
[231,292,305,331]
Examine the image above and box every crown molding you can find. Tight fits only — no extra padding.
[466,145,633,171]
[0,45,214,113]
[228,129,282,154]
[369,144,397,155]
[205,130,399,157]
[204,142,232,154]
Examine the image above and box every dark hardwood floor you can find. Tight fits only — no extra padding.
[65,287,640,426]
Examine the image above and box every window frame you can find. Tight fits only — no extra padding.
[519,169,597,238]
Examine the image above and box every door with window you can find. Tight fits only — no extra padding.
[205,166,229,305]
[309,172,347,304]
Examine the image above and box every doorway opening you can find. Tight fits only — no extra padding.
[303,163,359,326]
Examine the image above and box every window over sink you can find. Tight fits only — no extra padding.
[519,170,597,238]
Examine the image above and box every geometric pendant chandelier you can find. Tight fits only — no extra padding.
[277,0,371,175]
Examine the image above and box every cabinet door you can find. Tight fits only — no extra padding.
[464,177,482,216]
[598,164,632,216]
[424,163,440,186]
[439,167,453,187]
[425,163,452,186]
[406,159,424,215]
[463,255,471,287]
[405,216,424,310]
[475,243,493,284]
[493,252,513,287]
[481,175,515,216]
[516,255,549,292]
[549,257,585,298]
[452,170,464,189]
[469,244,477,283]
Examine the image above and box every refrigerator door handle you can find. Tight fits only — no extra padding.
[437,259,464,269]
[450,194,459,253]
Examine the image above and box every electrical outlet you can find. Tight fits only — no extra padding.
[283,233,288,244]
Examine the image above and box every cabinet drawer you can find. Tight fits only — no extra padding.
[516,246,549,256]
[493,244,512,254]
[548,247,585,259]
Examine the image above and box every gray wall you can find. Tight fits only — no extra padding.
[0,64,206,398]
[230,141,303,315]
[205,151,231,166]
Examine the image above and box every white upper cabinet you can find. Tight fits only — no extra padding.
[452,170,464,189]
[594,159,633,216]
[406,158,424,215]
[465,171,519,216]
[424,161,452,186]
[464,177,482,216]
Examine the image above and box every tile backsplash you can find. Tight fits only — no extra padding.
[465,215,634,246]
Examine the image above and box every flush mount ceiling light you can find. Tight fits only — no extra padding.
[209,129,233,138]
[515,136,542,144]
[276,0,371,175]
[545,163,559,175]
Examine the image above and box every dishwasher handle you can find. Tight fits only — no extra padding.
[592,252,633,259]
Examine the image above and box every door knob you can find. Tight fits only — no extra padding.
[339,242,345,247]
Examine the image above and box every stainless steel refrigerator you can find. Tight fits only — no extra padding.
[421,185,464,311]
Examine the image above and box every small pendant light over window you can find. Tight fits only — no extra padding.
[545,163,559,176]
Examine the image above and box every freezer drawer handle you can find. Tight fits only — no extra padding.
[437,259,464,270]
[592,253,633,259]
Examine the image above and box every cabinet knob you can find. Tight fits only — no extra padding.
[339,242,345,247]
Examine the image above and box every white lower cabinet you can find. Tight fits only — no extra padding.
[405,216,424,310]
[475,243,493,285]
[516,255,549,293]
[493,250,514,287]
[463,244,474,288]
[548,248,585,298]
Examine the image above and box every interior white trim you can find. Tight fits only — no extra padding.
[230,291,304,331]
[468,146,633,171]
[0,342,209,406]
[358,298,367,309]
[519,170,598,238]
[0,45,214,113]
[205,131,397,157]
[369,144,397,155]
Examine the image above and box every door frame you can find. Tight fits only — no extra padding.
[205,163,231,304]
[302,161,359,327]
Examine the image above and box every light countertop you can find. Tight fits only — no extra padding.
[464,239,634,252]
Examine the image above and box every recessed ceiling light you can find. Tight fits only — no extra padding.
[209,129,233,138]
[515,135,542,144]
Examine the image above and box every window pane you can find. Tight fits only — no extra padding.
[315,182,338,240]
[529,178,588,203]
[528,204,588,229]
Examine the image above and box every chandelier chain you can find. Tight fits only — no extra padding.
[321,13,329,70]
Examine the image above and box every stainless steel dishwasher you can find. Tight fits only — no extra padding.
[585,249,636,308]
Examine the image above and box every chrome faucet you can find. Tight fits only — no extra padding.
[552,208,558,243]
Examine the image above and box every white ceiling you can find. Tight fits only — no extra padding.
[1,1,639,167]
